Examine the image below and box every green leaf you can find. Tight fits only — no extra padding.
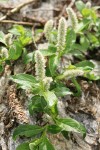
[81,8,97,21]
[64,28,76,53]
[56,118,86,138]
[70,44,83,51]
[13,125,44,140]
[87,33,99,47]
[23,52,34,64]
[75,1,85,13]
[11,74,37,90]
[75,60,95,69]
[49,55,59,76]
[29,96,41,115]
[9,40,23,60]
[40,46,56,56]
[48,125,62,134]
[29,137,55,150]
[53,86,72,97]
[9,28,21,36]
[39,137,55,150]
[20,36,32,46]
[29,138,43,150]
[9,25,32,46]
[43,91,58,115]
[76,20,90,32]
[71,77,82,97]
[9,25,26,36]
[43,91,57,108]
[0,65,3,73]
[84,73,100,80]
[82,8,91,17]
[61,131,70,139]
[80,36,90,50]
[29,96,47,115]
[16,142,30,150]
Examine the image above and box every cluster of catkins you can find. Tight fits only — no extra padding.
[44,7,78,52]
[35,7,85,81]
[34,7,83,81]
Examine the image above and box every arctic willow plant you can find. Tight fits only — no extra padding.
[8,2,100,149]
[11,50,86,150]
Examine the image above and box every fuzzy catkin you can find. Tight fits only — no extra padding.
[57,69,84,80]
[35,51,46,80]
[44,19,53,42]
[1,48,9,58]
[86,2,91,8]
[66,7,78,29]
[5,33,12,46]
[43,77,53,91]
[57,17,67,52]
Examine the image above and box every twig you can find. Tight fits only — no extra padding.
[24,15,46,25]
[68,0,75,7]
[0,0,36,21]
[0,20,33,26]
[58,4,67,18]
[26,7,60,12]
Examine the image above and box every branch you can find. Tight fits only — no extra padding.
[0,20,33,26]
[24,15,46,25]
[0,0,36,21]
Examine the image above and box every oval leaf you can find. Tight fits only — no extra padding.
[39,137,55,150]
[11,74,37,89]
[43,91,58,116]
[49,55,59,76]
[16,142,30,150]
[13,125,44,140]
[48,125,62,134]
[56,118,86,138]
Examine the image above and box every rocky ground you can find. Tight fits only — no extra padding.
[0,0,100,150]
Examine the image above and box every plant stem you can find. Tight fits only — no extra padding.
[71,77,82,97]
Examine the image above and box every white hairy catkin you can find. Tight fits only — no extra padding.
[44,19,53,42]
[57,69,84,80]
[57,17,67,52]
[1,48,9,58]
[43,77,53,91]
[35,51,46,80]
[5,33,12,46]
[86,2,91,8]
[66,7,78,29]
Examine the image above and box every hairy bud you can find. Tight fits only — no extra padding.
[66,7,78,29]
[1,48,9,59]
[35,51,46,80]
[86,2,91,8]
[43,77,53,91]
[57,17,67,52]
[44,19,53,42]
[5,33,12,46]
